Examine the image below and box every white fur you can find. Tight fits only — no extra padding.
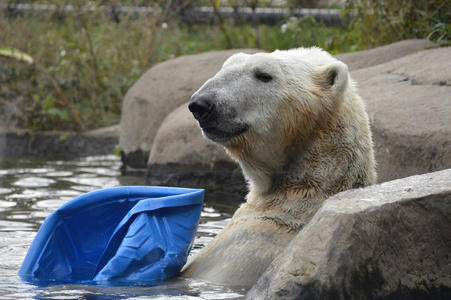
[183,47,376,287]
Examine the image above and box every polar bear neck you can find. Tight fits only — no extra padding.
[226,93,376,218]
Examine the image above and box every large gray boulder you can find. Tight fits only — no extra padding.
[335,39,436,71]
[148,103,230,166]
[353,46,451,182]
[246,168,451,299]
[119,49,261,169]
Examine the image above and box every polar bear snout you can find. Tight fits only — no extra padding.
[189,94,216,122]
[189,92,248,143]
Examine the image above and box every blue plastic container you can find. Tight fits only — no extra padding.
[18,186,204,285]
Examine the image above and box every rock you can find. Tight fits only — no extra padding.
[148,103,230,166]
[0,97,23,134]
[84,124,120,139]
[0,125,119,157]
[146,103,246,202]
[246,169,451,300]
[119,49,262,170]
[352,46,451,183]
[335,39,437,71]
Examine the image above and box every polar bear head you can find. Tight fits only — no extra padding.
[189,48,373,193]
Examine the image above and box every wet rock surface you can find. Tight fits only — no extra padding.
[0,125,119,158]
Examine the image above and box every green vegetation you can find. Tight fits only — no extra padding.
[0,47,34,64]
[343,0,451,49]
[0,0,449,132]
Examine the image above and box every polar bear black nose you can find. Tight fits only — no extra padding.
[189,95,216,122]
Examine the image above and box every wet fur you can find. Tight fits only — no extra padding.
[182,47,376,286]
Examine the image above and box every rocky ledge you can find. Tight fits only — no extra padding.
[0,125,119,158]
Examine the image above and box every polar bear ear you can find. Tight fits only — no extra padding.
[320,61,349,99]
[222,52,250,68]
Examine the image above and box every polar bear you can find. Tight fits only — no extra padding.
[182,47,376,287]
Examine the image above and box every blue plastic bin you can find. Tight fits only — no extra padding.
[18,186,204,285]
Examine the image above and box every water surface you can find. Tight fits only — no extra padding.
[0,155,244,299]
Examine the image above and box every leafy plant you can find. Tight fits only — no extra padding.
[31,94,69,130]
[0,0,355,132]
[0,47,34,64]
[279,15,353,54]
[343,0,451,49]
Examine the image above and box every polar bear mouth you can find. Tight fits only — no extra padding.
[201,124,248,142]
[188,91,248,142]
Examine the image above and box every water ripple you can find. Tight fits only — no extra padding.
[13,177,56,188]
[0,188,13,195]
[0,155,242,299]
[0,200,16,209]
[45,171,73,177]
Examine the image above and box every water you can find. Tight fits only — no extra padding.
[0,155,245,299]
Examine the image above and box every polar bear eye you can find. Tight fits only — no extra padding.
[254,71,273,83]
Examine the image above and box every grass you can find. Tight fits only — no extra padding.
[0,10,353,132]
[343,0,451,49]
[1,0,449,132]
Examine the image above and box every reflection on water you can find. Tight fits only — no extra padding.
[0,155,244,299]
